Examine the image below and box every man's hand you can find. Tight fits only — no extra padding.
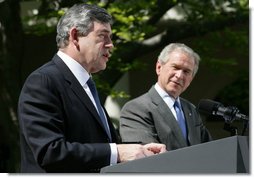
[143,142,167,154]
[117,143,167,163]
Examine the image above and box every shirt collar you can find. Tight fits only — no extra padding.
[154,83,180,107]
[57,50,90,86]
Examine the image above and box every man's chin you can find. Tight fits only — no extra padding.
[98,64,107,72]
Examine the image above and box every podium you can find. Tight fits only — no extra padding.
[101,136,249,173]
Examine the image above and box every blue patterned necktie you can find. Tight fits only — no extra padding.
[87,77,112,142]
[174,100,187,140]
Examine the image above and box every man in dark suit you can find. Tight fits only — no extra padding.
[120,43,212,151]
[18,4,166,173]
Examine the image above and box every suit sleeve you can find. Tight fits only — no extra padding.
[18,71,111,172]
[119,98,159,144]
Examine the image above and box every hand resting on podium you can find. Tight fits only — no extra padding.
[117,142,167,162]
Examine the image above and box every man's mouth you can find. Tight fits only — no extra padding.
[171,81,182,87]
[102,53,109,58]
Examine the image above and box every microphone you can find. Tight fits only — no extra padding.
[197,99,248,122]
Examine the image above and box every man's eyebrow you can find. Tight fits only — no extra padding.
[96,29,112,38]
[97,29,111,33]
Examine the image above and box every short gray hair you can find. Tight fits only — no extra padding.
[158,43,201,76]
[56,4,113,48]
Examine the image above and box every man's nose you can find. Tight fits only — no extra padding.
[175,70,184,78]
[105,43,114,49]
[105,37,114,49]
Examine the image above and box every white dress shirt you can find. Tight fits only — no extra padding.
[154,83,179,120]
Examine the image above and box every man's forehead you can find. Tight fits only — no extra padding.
[93,21,111,32]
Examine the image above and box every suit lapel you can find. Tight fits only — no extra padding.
[148,87,188,146]
[52,55,113,140]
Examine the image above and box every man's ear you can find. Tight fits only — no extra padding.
[69,27,79,49]
[156,60,161,75]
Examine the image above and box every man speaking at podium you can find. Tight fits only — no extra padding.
[120,43,212,151]
[17,4,166,173]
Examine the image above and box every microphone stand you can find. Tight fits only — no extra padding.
[241,118,249,136]
[222,110,249,136]
[223,122,238,136]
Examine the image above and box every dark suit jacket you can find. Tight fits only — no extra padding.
[120,86,212,150]
[18,54,119,173]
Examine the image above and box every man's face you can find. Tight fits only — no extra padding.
[78,21,113,73]
[156,51,195,98]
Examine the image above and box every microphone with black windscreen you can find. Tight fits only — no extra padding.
[197,99,248,122]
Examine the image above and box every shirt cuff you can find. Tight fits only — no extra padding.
[109,143,118,165]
